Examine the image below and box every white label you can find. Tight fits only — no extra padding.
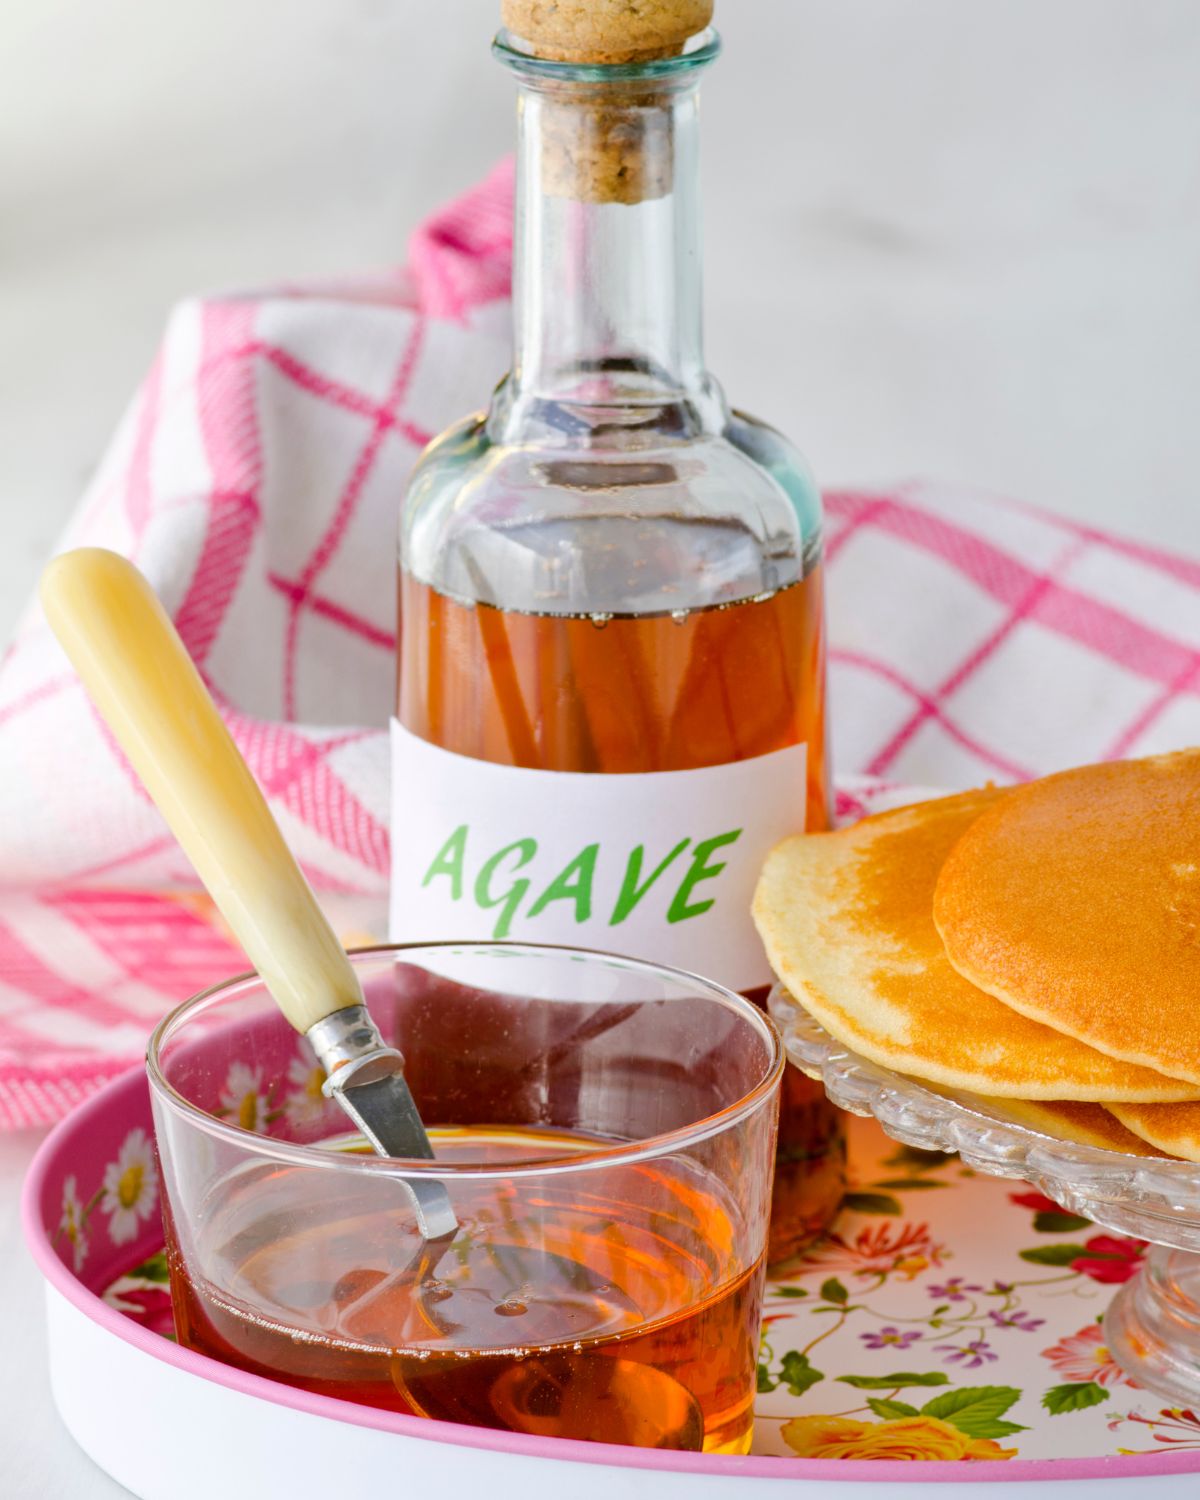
[389,719,806,991]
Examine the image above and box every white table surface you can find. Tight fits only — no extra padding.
[1,1132,130,1496]
[3,1,1200,1493]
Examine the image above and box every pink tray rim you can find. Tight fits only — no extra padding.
[22,1064,1200,1486]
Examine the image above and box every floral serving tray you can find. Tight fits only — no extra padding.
[24,1067,1200,1498]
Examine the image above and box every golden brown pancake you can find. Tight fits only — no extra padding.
[978,1098,1166,1156]
[753,788,1199,1100]
[1108,1101,1200,1162]
[933,750,1200,1086]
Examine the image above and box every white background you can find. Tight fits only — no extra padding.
[3,1,1200,1494]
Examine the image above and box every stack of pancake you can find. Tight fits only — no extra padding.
[752,750,1200,1160]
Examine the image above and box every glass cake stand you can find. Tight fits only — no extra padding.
[770,987,1200,1407]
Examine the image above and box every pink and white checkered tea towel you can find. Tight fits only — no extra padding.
[3,159,1200,1128]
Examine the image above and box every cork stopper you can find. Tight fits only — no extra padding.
[501,1,713,64]
[501,2,714,205]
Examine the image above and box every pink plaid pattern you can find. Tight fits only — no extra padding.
[2,160,1199,1127]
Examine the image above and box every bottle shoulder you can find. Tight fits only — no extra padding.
[724,408,823,545]
[401,411,823,615]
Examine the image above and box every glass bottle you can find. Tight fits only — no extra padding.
[392,25,843,1260]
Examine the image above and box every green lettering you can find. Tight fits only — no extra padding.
[421,824,468,901]
[528,844,598,924]
[667,830,743,924]
[474,839,538,939]
[609,839,690,926]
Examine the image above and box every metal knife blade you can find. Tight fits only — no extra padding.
[307,1004,458,1241]
[327,1070,458,1240]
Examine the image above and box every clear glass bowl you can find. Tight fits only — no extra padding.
[147,944,783,1453]
[770,984,1200,1406]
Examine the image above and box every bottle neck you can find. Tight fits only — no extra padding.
[493,68,722,441]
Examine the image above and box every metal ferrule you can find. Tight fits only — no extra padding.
[307,1004,403,1089]
[304,1002,393,1086]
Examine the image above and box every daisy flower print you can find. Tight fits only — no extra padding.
[285,1049,329,1130]
[219,1061,271,1134]
[58,1175,89,1272]
[100,1129,159,1246]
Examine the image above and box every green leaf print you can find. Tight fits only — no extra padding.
[819,1276,849,1305]
[867,1398,919,1419]
[842,1192,903,1216]
[1032,1210,1092,1234]
[779,1350,825,1397]
[1019,1243,1089,1266]
[969,1421,1026,1439]
[920,1386,1027,1440]
[127,1252,170,1284]
[837,1371,951,1389]
[882,1144,951,1173]
[772,1285,809,1298]
[1042,1382,1110,1415]
[870,1178,950,1192]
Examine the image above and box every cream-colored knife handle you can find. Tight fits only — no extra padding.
[40,548,364,1034]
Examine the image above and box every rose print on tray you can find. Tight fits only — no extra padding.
[750,1118,1164,1459]
[782,1409,1019,1462]
[1009,1191,1147,1284]
[87,1112,1168,1461]
[1068,1236,1147,1285]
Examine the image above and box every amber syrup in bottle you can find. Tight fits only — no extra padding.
[391,23,842,1260]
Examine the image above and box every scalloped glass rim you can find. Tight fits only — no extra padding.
[769,986,1200,1252]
